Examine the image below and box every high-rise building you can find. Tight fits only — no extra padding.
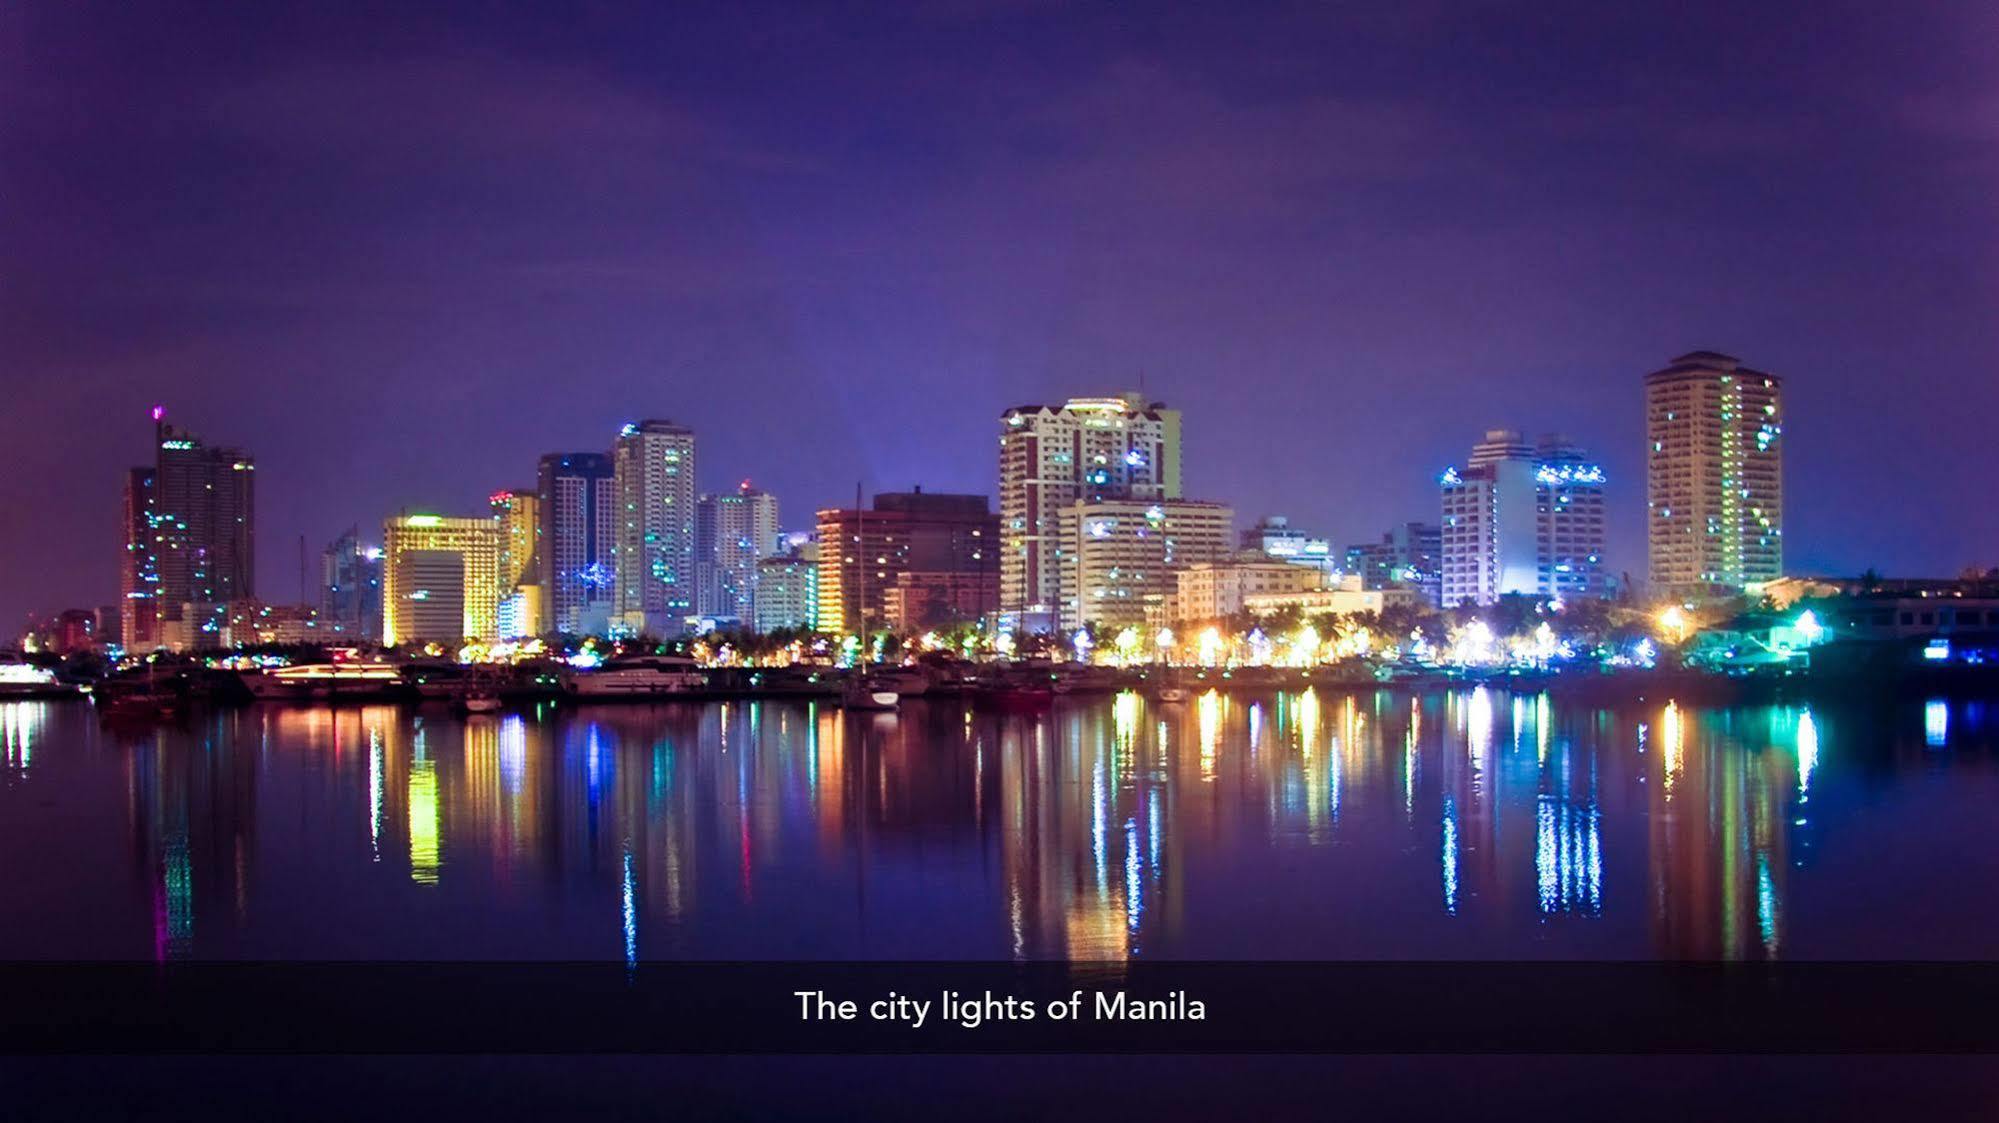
[381,514,503,646]
[695,482,780,624]
[537,452,618,635]
[321,528,384,641]
[816,489,997,635]
[1344,522,1443,607]
[999,393,1181,629]
[1238,515,1337,573]
[129,409,255,649]
[1056,498,1233,630]
[490,488,541,639]
[1439,430,1607,608]
[1645,351,1784,600]
[753,538,819,634]
[120,467,162,652]
[612,420,698,636]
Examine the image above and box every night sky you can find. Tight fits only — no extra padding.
[4,1,1995,627]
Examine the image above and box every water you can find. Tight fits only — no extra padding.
[2,689,1997,962]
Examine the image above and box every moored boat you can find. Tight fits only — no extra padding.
[241,661,405,702]
[561,655,707,699]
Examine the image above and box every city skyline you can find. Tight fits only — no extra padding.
[7,3,1999,629]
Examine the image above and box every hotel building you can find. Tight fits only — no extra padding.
[1645,351,1784,600]
[381,514,503,646]
[999,393,1181,629]
[1439,430,1607,608]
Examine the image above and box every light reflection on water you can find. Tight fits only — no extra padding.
[0,692,1996,962]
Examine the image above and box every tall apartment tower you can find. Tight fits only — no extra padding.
[490,487,541,638]
[1645,352,1784,600]
[695,482,780,623]
[381,514,503,646]
[536,452,618,635]
[119,467,161,652]
[1439,430,1607,608]
[611,420,698,636]
[125,408,255,649]
[998,392,1181,630]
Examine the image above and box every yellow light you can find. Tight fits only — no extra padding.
[1198,627,1223,667]
[1656,605,1689,643]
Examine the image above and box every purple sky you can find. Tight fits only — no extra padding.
[4,1,1997,625]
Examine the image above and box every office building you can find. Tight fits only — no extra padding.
[1345,522,1443,606]
[884,571,1002,633]
[816,489,996,635]
[999,393,1181,629]
[1175,556,1327,623]
[321,528,384,641]
[537,452,618,635]
[126,409,255,649]
[754,543,819,634]
[1239,515,1337,574]
[1645,351,1784,600]
[490,487,541,639]
[1439,431,1607,608]
[696,482,780,623]
[1243,575,1422,618]
[612,420,698,636]
[1056,498,1232,630]
[381,514,503,646]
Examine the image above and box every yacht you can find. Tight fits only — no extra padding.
[561,655,708,699]
[242,662,404,702]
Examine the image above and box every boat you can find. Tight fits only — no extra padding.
[1153,685,1188,705]
[561,654,708,699]
[242,661,405,702]
[459,692,503,714]
[0,662,82,700]
[869,666,932,696]
[839,675,901,711]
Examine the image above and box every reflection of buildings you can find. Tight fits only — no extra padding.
[1645,702,1795,959]
[125,715,260,959]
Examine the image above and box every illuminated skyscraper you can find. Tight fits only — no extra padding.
[1439,430,1606,607]
[126,409,255,650]
[119,467,162,652]
[611,420,698,636]
[695,482,779,623]
[321,527,383,641]
[536,452,617,635]
[1645,351,1784,600]
[490,487,541,638]
[754,537,819,633]
[381,514,503,646]
[999,393,1181,630]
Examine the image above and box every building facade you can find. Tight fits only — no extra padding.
[753,547,819,634]
[883,571,1002,633]
[695,482,780,624]
[1238,515,1337,573]
[815,490,997,636]
[490,488,541,639]
[1439,430,1606,608]
[1056,498,1232,630]
[1344,522,1443,606]
[1242,575,1420,618]
[120,467,162,652]
[537,452,617,635]
[999,393,1181,629]
[612,420,698,636]
[126,410,256,650]
[1174,557,1326,623]
[1645,351,1784,600]
[381,514,503,646]
[321,527,383,641]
